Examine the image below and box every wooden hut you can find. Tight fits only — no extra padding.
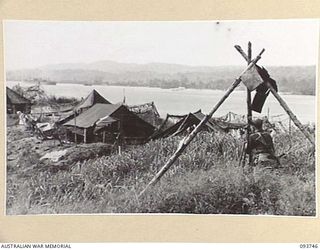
[6,87,31,114]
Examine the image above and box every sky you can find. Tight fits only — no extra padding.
[3,19,319,70]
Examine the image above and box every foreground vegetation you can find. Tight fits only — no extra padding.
[6,128,315,216]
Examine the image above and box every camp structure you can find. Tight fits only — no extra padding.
[57,89,111,125]
[151,110,214,139]
[74,89,111,112]
[140,43,315,196]
[6,87,32,114]
[151,110,246,139]
[127,102,162,127]
[62,103,155,144]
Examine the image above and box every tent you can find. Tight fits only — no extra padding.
[6,87,31,114]
[150,110,215,139]
[74,89,111,112]
[57,89,111,124]
[63,103,155,144]
[151,110,247,139]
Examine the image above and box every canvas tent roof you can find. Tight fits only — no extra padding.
[151,110,247,139]
[74,89,111,111]
[96,116,118,127]
[151,110,216,139]
[64,103,121,128]
[6,87,31,104]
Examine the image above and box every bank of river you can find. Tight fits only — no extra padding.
[6,81,316,123]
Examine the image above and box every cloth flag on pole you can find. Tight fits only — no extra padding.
[240,65,264,91]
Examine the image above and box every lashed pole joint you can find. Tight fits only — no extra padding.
[139,48,265,197]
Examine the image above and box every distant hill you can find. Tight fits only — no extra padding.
[6,61,316,95]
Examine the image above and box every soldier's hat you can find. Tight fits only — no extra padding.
[252,118,263,130]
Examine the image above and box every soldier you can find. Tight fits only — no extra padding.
[17,111,27,126]
[246,118,279,171]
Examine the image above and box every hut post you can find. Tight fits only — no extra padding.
[103,131,106,143]
[246,42,253,165]
[84,128,87,143]
[118,118,122,155]
[74,111,77,143]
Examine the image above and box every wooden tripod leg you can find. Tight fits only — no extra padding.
[267,84,315,146]
[139,49,265,197]
[235,45,315,147]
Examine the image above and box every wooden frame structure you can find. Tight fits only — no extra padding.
[139,43,315,197]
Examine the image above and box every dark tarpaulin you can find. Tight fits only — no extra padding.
[251,66,278,113]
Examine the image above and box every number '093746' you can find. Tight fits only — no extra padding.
[300,244,319,248]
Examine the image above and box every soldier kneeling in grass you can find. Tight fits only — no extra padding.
[246,118,279,173]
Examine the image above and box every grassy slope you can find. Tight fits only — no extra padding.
[6,130,316,216]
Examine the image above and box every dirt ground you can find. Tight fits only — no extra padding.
[6,124,114,175]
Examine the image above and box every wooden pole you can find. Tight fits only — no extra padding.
[288,115,292,147]
[84,128,87,143]
[74,111,77,144]
[235,47,315,147]
[234,45,249,62]
[267,83,314,146]
[246,42,253,165]
[139,49,265,197]
[288,115,291,135]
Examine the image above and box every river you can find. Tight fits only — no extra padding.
[6,81,316,124]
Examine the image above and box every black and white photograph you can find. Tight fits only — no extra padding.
[4,19,317,216]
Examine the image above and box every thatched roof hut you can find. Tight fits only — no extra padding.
[6,87,31,114]
[128,101,161,127]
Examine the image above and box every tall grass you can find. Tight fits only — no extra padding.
[6,129,316,216]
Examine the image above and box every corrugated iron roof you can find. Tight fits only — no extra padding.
[6,87,31,104]
[64,103,122,128]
